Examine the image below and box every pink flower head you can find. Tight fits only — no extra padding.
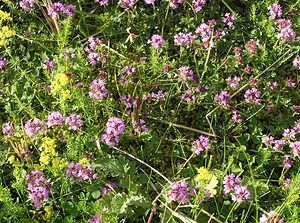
[195,23,211,42]
[232,185,251,203]
[192,135,209,155]
[176,66,198,82]
[283,155,292,169]
[0,57,7,70]
[192,0,206,12]
[231,110,242,124]
[290,141,300,157]
[47,111,64,127]
[174,32,196,46]
[88,214,103,223]
[222,13,236,27]
[95,0,109,6]
[170,0,184,10]
[65,114,83,131]
[20,0,34,11]
[168,181,190,203]
[144,0,155,4]
[25,118,45,137]
[223,173,241,195]
[259,210,284,223]
[226,76,240,88]
[89,79,108,100]
[244,88,261,104]
[267,3,282,20]
[147,34,165,49]
[214,90,230,107]
[119,0,137,9]
[2,122,13,137]
[293,56,300,69]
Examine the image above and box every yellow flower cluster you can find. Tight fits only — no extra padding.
[194,167,219,197]
[50,73,69,95]
[0,10,15,47]
[79,158,90,168]
[39,137,58,167]
[0,10,12,21]
[43,205,52,220]
[51,158,68,176]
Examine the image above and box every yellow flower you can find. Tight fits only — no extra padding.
[40,151,50,166]
[60,89,71,102]
[194,167,211,182]
[40,137,57,157]
[8,155,16,165]
[50,73,69,95]
[43,205,52,219]
[0,10,12,21]
[79,158,90,168]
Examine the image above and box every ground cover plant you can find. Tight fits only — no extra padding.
[0,0,300,222]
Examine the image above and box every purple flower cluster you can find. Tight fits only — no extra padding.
[195,23,214,49]
[277,19,296,43]
[101,117,125,147]
[47,2,76,19]
[121,65,136,75]
[181,89,196,102]
[132,118,148,134]
[25,170,50,208]
[192,135,209,155]
[147,34,165,49]
[259,210,284,223]
[120,95,138,114]
[168,181,190,203]
[143,91,168,101]
[245,39,259,55]
[0,57,7,70]
[283,155,293,169]
[266,81,279,89]
[293,56,300,69]
[20,0,34,11]
[267,4,296,43]
[170,0,184,10]
[84,37,107,65]
[226,76,240,88]
[231,110,242,124]
[95,0,109,6]
[244,88,261,104]
[25,118,45,137]
[223,173,250,203]
[222,13,236,27]
[43,59,55,72]
[66,162,98,182]
[290,141,300,157]
[88,214,103,223]
[192,0,206,12]
[144,0,155,5]
[268,3,282,20]
[47,111,64,127]
[176,66,198,82]
[2,122,13,137]
[119,0,137,9]
[174,32,196,46]
[65,114,83,131]
[262,136,286,151]
[89,79,108,100]
[214,90,230,107]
